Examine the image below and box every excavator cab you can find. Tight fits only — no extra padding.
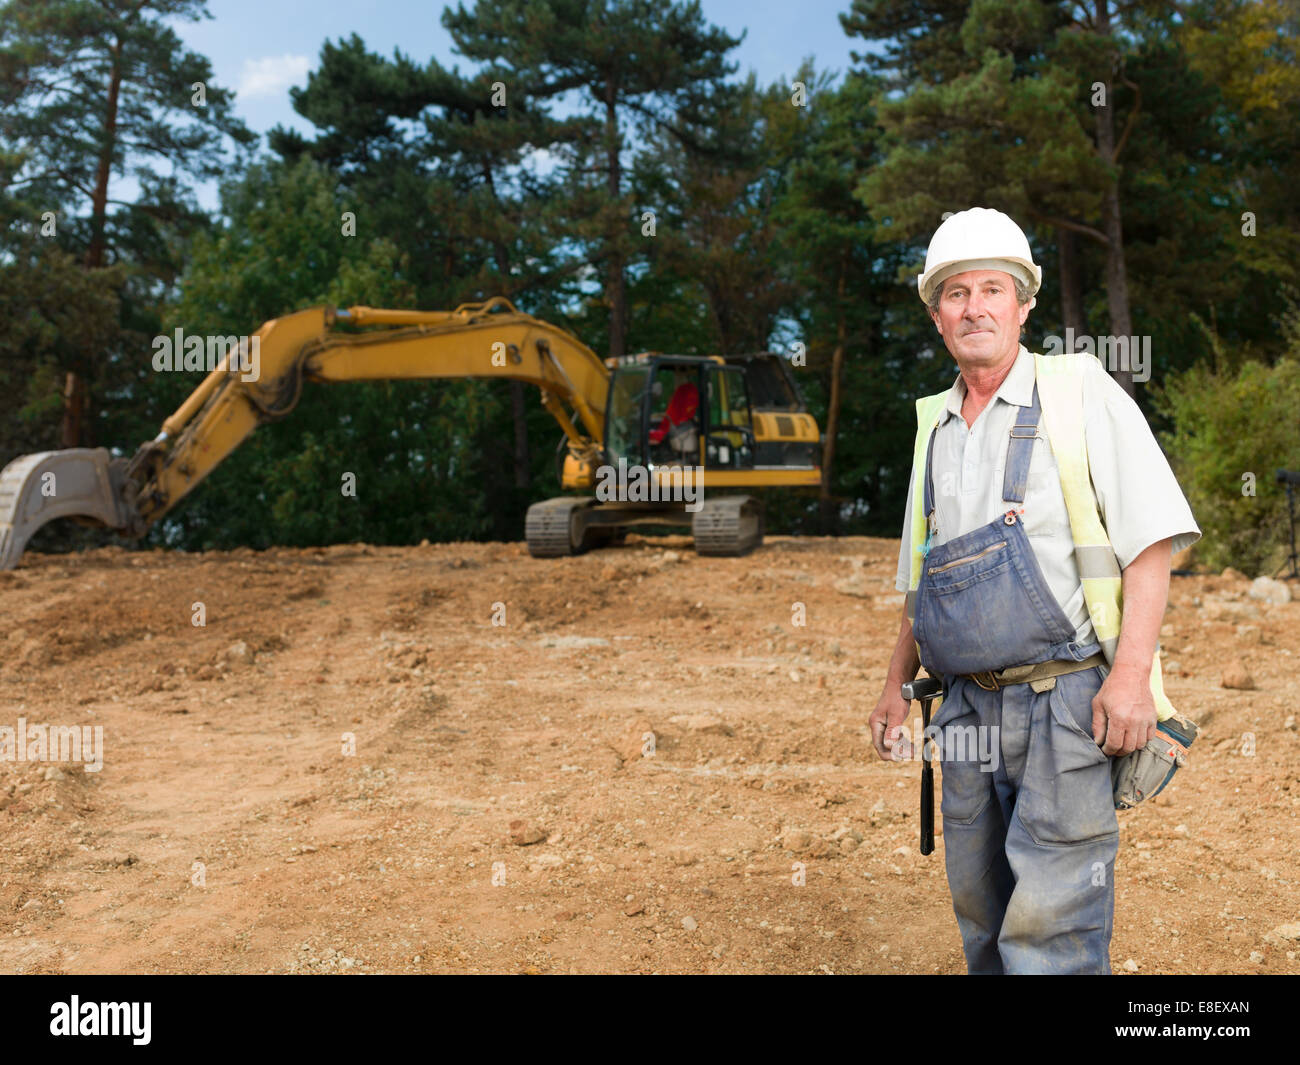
[603,356,757,472]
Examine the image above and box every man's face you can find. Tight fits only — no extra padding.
[928,269,1031,369]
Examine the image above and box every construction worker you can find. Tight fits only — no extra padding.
[869,207,1200,975]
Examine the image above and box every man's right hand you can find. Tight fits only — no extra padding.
[870,687,913,762]
[874,609,922,761]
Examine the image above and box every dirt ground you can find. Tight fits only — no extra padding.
[0,534,1297,974]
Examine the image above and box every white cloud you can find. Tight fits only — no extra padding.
[236,54,312,100]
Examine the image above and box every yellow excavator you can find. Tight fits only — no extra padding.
[0,297,821,569]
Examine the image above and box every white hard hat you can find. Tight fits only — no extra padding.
[917,207,1041,305]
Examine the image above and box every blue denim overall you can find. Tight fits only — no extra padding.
[913,382,1119,975]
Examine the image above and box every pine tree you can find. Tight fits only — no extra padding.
[0,0,253,445]
[845,0,1234,396]
[441,0,742,358]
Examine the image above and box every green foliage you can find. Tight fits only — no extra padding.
[847,0,1286,397]
[1153,349,1300,575]
[629,72,798,356]
[0,0,253,278]
[0,242,131,454]
[175,159,410,326]
[441,0,744,356]
[0,0,253,454]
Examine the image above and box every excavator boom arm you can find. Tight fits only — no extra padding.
[0,297,610,568]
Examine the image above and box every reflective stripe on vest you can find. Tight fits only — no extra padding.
[906,352,1176,722]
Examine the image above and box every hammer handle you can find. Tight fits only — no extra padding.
[920,696,935,855]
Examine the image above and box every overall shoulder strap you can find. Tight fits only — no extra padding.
[907,389,953,603]
[1001,382,1042,504]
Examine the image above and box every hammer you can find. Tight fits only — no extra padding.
[900,675,945,855]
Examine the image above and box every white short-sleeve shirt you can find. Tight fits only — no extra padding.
[893,345,1200,648]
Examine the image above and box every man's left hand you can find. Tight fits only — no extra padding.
[1091,666,1158,756]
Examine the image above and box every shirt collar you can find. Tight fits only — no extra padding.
[941,344,1035,423]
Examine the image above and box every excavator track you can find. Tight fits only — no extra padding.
[691,495,764,557]
[525,497,595,557]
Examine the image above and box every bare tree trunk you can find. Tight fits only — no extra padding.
[604,85,626,358]
[1094,0,1135,397]
[819,265,847,533]
[64,35,123,448]
[84,39,121,274]
[1057,227,1088,342]
[510,381,530,489]
[61,372,88,449]
[486,217,531,491]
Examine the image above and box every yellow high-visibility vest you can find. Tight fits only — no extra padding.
[904,352,1176,721]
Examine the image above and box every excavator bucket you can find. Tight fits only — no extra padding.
[0,448,130,570]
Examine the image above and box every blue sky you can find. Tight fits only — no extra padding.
[173,0,867,204]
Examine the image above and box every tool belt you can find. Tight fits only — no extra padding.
[963,652,1107,693]
[1112,711,1199,809]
